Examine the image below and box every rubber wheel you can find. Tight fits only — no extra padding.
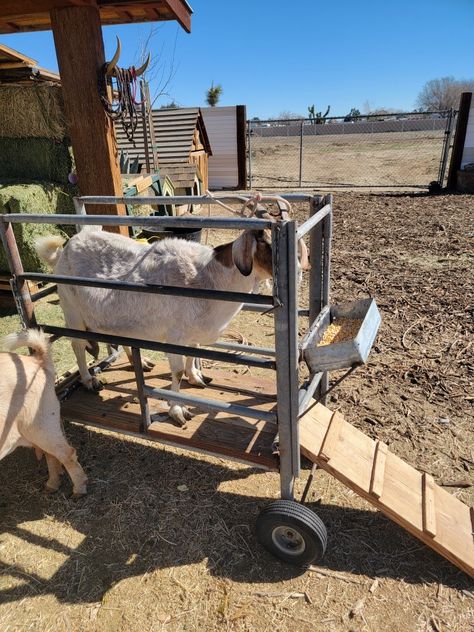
[256,500,327,567]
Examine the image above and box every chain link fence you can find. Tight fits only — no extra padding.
[247,111,456,190]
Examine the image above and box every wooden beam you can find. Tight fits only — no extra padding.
[50,3,128,235]
[161,0,191,32]
[0,1,94,19]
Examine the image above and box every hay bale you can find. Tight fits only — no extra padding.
[0,84,67,140]
[0,181,76,273]
[0,138,72,184]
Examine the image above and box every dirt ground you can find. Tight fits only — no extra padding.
[0,191,473,631]
[250,130,446,188]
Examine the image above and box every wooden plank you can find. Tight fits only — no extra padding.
[370,440,388,499]
[318,410,343,462]
[300,404,474,578]
[134,176,153,193]
[422,473,437,537]
[50,4,128,236]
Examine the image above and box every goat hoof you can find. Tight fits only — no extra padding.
[83,377,103,392]
[142,357,155,371]
[169,404,193,427]
[71,490,87,499]
[44,484,59,494]
[187,374,212,388]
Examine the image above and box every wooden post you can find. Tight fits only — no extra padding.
[447,92,472,191]
[50,3,128,236]
[236,105,247,190]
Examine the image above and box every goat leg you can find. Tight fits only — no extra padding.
[168,354,193,427]
[124,346,155,371]
[185,355,212,387]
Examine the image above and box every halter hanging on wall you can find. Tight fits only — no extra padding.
[98,36,151,143]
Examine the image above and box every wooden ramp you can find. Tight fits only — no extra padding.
[299,404,474,578]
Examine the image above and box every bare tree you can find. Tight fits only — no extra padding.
[275,110,304,120]
[416,76,474,111]
[135,24,180,108]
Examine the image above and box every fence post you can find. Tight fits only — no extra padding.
[299,121,304,187]
[447,92,472,190]
[438,109,455,188]
[247,122,253,189]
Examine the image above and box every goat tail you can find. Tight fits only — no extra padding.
[34,235,65,267]
[3,329,52,369]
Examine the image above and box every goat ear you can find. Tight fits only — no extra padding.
[232,231,257,276]
[298,239,311,271]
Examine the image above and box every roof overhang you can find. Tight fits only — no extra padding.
[0,1,192,34]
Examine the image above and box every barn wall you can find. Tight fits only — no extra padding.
[461,100,474,167]
[201,106,241,189]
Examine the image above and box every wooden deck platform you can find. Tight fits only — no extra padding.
[299,404,474,578]
[61,360,279,469]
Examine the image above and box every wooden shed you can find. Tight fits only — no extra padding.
[116,107,212,193]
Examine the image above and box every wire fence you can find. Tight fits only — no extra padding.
[247,110,457,190]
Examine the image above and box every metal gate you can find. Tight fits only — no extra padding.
[248,110,457,190]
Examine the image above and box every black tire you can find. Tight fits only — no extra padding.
[256,500,327,567]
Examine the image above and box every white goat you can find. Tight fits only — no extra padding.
[0,329,87,496]
[36,228,308,426]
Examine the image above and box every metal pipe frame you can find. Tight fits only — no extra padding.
[296,203,331,239]
[38,324,276,370]
[75,193,315,205]
[143,385,276,424]
[298,372,323,417]
[210,340,275,357]
[5,212,272,231]
[0,218,37,329]
[1,192,333,506]
[273,220,301,500]
[19,272,274,306]
[307,195,332,406]
[320,194,333,402]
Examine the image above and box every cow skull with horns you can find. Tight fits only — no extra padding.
[100,36,151,142]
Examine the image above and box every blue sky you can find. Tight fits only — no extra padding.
[1,0,474,119]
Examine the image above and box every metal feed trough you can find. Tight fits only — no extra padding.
[0,192,381,568]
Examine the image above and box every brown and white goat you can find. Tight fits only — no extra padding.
[35,227,309,426]
[0,329,87,496]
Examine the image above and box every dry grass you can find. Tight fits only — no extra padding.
[250,130,446,189]
[0,191,473,631]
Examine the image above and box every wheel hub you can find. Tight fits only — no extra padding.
[271,525,306,556]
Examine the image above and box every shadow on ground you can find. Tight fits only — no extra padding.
[0,423,470,605]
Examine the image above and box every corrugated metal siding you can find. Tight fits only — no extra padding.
[115,108,206,168]
[153,108,198,163]
[461,102,474,167]
[201,106,239,189]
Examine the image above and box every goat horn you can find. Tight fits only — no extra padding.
[106,36,121,77]
[135,52,151,77]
